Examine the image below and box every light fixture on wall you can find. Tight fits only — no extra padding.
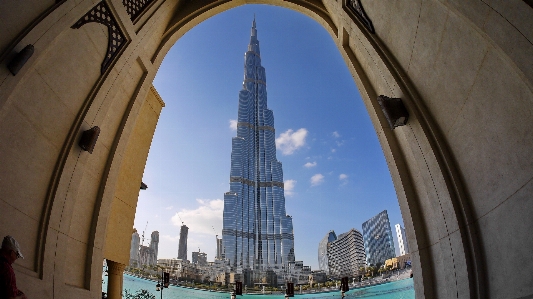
[140,182,148,190]
[7,44,34,75]
[377,95,409,129]
[79,126,100,154]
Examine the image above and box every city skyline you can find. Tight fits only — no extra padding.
[133,4,404,270]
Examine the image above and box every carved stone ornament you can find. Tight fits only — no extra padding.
[347,0,375,34]
[72,1,127,74]
[122,0,155,22]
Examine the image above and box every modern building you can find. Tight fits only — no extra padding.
[222,19,295,274]
[192,250,207,266]
[284,261,312,285]
[362,210,396,266]
[216,236,224,260]
[178,224,189,261]
[384,253,411,270]
[129,229,140,267]
[309,270,327,284]
[327,229,366,278]
[318,230,337,274]
[395,224,409,256]
[150,231,159,258]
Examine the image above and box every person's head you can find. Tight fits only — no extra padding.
[1,235,24,263]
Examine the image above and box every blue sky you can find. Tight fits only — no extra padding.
[134,4,403,270]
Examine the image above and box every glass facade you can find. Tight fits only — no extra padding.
[318,231,337,274]
[222,19,294,273]
[362,210,395,266]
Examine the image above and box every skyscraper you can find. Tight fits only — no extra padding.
[318,230,337,274]
[222,19,295,274]
[395,224,409,256]
[216,235,224,260]
[362,210,396,266]
[129,229,140,267]
[178,224,189,260]
[149,231,159,259]
[327,229,366,278]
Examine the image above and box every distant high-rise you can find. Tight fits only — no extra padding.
[149,231,159,259]
[129,229,140,267]
[362,210,396,266]
[138,230,158,266]
[216,236,224,260]
[395,224,409,256]
[327,229,366,278]
[222,19,295,273]
[318,231,337,274]
[178,225,189,260]
[192,251,208,266]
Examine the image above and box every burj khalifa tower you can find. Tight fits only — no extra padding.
[222,19,295,274]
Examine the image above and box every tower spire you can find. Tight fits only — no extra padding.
[249,16,259,54]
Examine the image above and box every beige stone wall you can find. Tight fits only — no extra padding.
[104,86,164,265]
[0,0,532,298]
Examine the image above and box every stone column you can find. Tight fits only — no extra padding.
[107,260,126,299]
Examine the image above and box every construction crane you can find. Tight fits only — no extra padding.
[140,221,148,246]
[177,213,185,225]
[212,226,218,239]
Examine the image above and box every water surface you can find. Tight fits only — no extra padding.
[104,274,414,298]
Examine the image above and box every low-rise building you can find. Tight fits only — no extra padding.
[384,253,411,270]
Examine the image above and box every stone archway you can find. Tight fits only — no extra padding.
[0,1,532,299]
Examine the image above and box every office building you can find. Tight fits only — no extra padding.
[222,19,295,273]
[192,250,208,266]
[149,231,159,258]
[327,229,366,278]
[362,210,396,266]
[395,224,409,256]
[216,236,224,260]
[318,231,337,274]
[178,224,189,260]
[129,229,140,267]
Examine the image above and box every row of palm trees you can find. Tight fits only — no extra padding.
[358,264,394,279]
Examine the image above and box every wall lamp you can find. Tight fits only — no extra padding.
[7,44,34,75]
[377,95,409,129]
[79,126,100,154]
[140,182,148,190]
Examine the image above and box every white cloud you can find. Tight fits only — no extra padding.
[332,131,340,138]
[339,174,348,180]
[331,148,336,153]
[229,119,237,131]
[165,206,173,210]
[284,179,296,196]
[276,128,308,155]
[304,162,317,168]
[171,199,223,235]
[310,174,325,186]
